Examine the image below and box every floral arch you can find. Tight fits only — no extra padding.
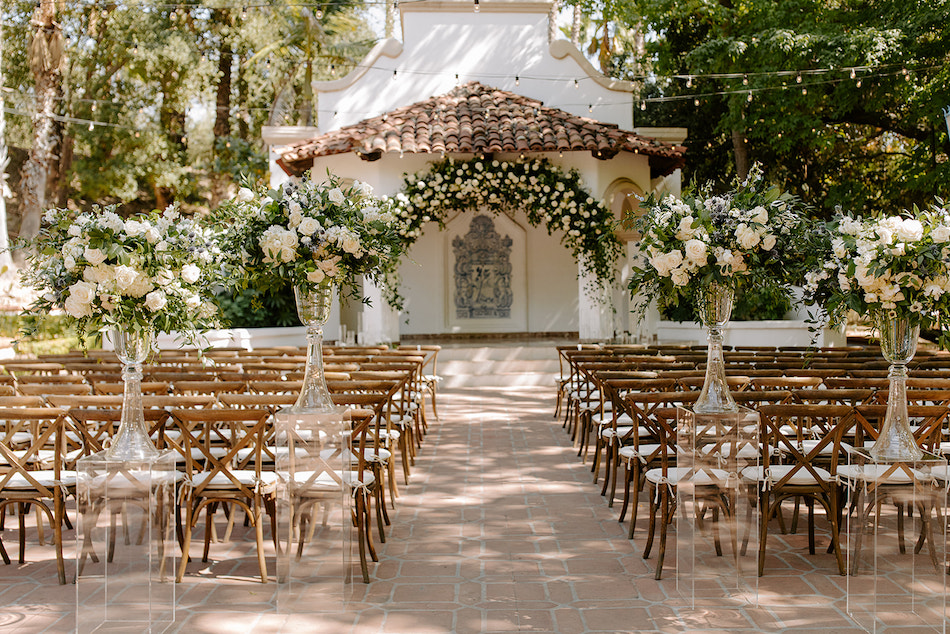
[396,157,624,290]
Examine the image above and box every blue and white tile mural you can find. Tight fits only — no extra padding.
[452,215,513,319]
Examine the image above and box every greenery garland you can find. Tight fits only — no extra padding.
[398,157,624,293]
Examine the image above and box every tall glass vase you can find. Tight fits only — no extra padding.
[869,314,923,461]
[694,282,738,414]
[104,328,160,461]
[290,283,339,414]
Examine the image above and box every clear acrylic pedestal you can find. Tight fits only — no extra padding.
[275,409,353,613]
[845,448,947,633]
[75,451,177,633]
[676,406,760,607]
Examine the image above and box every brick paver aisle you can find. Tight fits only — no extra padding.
[1,384,866,633]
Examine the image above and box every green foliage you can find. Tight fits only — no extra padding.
[214,284,301,329]
[659,285,792,322]
[3,0,373,214]
[573,0,950,217]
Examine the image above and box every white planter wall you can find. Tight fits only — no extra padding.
[656,320,847,348]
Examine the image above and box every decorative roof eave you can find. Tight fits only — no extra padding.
[275,82,685,179]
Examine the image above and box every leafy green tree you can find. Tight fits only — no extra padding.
[568,0,950,215]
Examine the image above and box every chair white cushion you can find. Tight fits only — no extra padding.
[645,466,732,486]
[837,463,930,485]
[741,464,831,486]
[1,469,77,489]
[191,470,278,490]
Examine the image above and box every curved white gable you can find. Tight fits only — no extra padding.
[313,1,635,133]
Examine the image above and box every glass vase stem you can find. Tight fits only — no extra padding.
[105,329,159,461]
[870,315,923,461]
[694,282,738,414]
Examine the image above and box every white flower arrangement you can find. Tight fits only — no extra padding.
[803,201,950,345]
[214,171,407,301]
[628,165,808,315]
[400,156,623,289]
[20,205,221,343]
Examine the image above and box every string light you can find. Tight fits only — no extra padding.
[747,91,753,102]
[694,98,700,106]
[742,75,748,85]
[686,75,692,88]
[515,76,519,86]
[587,104,592,113]
[473,0,478,11]
[796,74,802,83]
[573,79,579,89]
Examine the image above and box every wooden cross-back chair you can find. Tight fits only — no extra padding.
[743,403,854,576]
[837,404,950,575]
[0,407,74,584]
[171,408,277,583]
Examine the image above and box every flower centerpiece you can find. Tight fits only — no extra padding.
[802,201,950,460]
[213,171,407,413]
[20,204,221,460]
[627,165,808,413]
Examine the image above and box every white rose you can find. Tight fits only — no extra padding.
[670,268,691,287]
[180,264,201,284]
[341,235,362,255]
[280,247,296,263]
[875,226,894,245]
[145,290,167,312]
[735,223,761,249]
[832,238,847,259]
[69,280,97,305]
[144,227,161,244]
[64,294,93,318]
[113,265,139,293]
[124,219,147,237]
[236,187,255,202]
[298,217,322,236]
[328,188,345,204]
[183,292,202,309]
[675,216,695,241]
[354,180,373,196]
[650,250,683,277]
[683,239,708,266]
[752,206,769,224]
[67,225,82,237]
[84,247,107,266]
[64,255,77,271]
[153,269,175,286]
[895,218,924,243]
[932,225,950,243]
[761,234,777,251]
[306,269,326,284]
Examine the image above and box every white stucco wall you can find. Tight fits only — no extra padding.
[313,1,634,134]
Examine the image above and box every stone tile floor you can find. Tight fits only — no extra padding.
[0,385,942,632]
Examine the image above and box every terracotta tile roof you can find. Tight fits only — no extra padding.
[276,81,685,177]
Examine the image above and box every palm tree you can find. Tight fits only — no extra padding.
[251,3,370,128]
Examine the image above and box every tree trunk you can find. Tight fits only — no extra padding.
[731,129,750,182]
[547,0,559,43]
[18,0,63,244]
[571,6,581,47]
[211,24,233,208]
[386,0,396,39]
[0,20,16,273]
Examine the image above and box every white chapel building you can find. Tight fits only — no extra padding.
[263,0,686,344]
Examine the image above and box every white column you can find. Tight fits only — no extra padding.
[361,278,400,345]
[577,259,614,342]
